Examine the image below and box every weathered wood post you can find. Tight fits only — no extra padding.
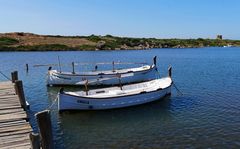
[30,132,40,149]
[95,65,98,71]
[15,80,27,110]
[11,71,18,83]
[26,63,29,73]
[168,66,172,78]
[72,62,75,74]
[35,110,54,149]
[112,61,115,72]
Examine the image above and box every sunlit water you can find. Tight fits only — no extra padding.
[0,48,240,148]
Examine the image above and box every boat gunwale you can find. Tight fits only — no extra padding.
[51,64,156,77]
[59,78,172,100]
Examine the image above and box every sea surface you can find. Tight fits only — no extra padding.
[0,48,240,148]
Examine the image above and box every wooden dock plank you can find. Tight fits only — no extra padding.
[0,120,27,128]
[0,81,32,148]
[0,129,31,137]
[0,123,32,133]
[0,109,24,115]
[0,95,18,99]
[0,105,22,110]
[0,133,29,142]
[0,113,28,122]
[0,141,31,149]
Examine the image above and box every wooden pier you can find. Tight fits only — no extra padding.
[0,81,32,148]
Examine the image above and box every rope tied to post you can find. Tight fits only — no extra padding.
[0,71,12,81]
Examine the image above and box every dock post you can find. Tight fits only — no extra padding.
[26,63,29,72]
[35,110,54,149]
[112,61,115,72]
[11,71,18,83]
[15,80,27,110]
[30,132,40,149]
[168,66,172,78]
[72,62,75,74]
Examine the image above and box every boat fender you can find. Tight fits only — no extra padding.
[59,88,64,94]
[88,105,93,109]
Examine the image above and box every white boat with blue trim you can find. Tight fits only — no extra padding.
[47,57,158,86]
[58,67,173,111]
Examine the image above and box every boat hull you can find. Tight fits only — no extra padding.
[58,85,171,111]
[47,65,157,86]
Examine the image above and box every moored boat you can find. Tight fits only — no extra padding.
[47,56,158,86]
[58,67,173,111]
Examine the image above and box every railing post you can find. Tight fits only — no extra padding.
[84,80,89,95]
[30,132,40,149]
[11,71,18,83]
[15,80,27,110]
[35,110,54,149]
[117,74,122,90]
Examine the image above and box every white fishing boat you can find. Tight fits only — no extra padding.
[47,57,158,86]
[58,67,173,111]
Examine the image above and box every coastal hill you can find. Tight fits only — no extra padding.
[0,32,240,51]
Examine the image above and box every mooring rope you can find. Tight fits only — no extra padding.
[173,82,183,96]
[46,96,58,110]
[155,68,160,79]
[0,71,12,81]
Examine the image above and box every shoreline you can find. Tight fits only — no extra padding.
[1,32,240,52]
[0,46,239,52]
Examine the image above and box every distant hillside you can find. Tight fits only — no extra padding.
[0,32,240,51]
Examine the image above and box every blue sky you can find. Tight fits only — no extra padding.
[0,0,240,39]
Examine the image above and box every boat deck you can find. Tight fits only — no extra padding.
[0,81,32,148]
[66,77,172,98]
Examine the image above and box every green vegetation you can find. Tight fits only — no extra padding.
[0,37,19,45]
[77,44,96,50]
[0,32,240,51]
[86,34,102,42]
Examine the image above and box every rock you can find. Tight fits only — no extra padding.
[96,40,106,49]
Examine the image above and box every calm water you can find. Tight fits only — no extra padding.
[0,48,240,148]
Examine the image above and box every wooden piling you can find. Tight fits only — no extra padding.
[11,71,18,83]
[30,132,40,149]
[35,110,54,149]
[15,80,27,110]
[168,66,172,78]
[95,65,98,71]
[72,62,75,74]
[26,64,29,72]
[112,61,115,72]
